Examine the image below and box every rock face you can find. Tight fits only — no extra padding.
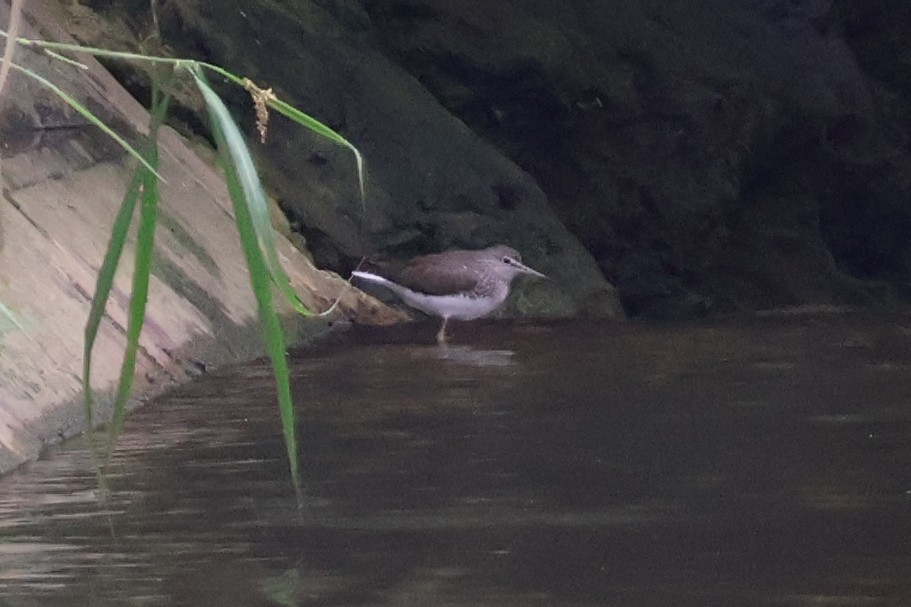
[359,0,911,316]
[68,0,911,318]
[70,0,626,319]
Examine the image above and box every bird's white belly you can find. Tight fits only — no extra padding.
[401,290,506,320]
[350,270,511,320]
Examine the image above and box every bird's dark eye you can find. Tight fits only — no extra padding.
[503,256,511,264]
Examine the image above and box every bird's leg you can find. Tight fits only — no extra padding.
[436,318,449,345]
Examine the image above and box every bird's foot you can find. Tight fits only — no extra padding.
[436,319,449,345]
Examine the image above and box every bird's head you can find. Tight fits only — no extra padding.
[484,245,546,282]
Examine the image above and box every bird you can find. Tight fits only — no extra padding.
[351,244,545,343]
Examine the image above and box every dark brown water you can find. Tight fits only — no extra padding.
[2,312,911,606]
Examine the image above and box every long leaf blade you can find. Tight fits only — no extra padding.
[7,61,164,181]
[82,89,171,474]
[103,94,169,462]
[83,168,143,446]
[192,71,314,316]
[190,66,302,497]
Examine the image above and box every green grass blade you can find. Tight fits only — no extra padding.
[103,91,171,462]
[0,32,185,67]
[82,87,170,475]
[1,33,367,497]
[203,64,366,204]
[83,167,143,445]
[260,96,365,203]
[1,34,362,198]
[1,33,361,203]
[6,61,163,181]
[190,66,302,497]
[190,69,314,317]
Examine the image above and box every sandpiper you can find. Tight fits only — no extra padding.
[351,244,545,343]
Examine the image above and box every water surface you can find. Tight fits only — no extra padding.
[2,312,911,606]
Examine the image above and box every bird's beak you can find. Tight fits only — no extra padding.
[519,263,546,279]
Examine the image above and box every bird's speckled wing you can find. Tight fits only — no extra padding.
[377,251,481,296]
